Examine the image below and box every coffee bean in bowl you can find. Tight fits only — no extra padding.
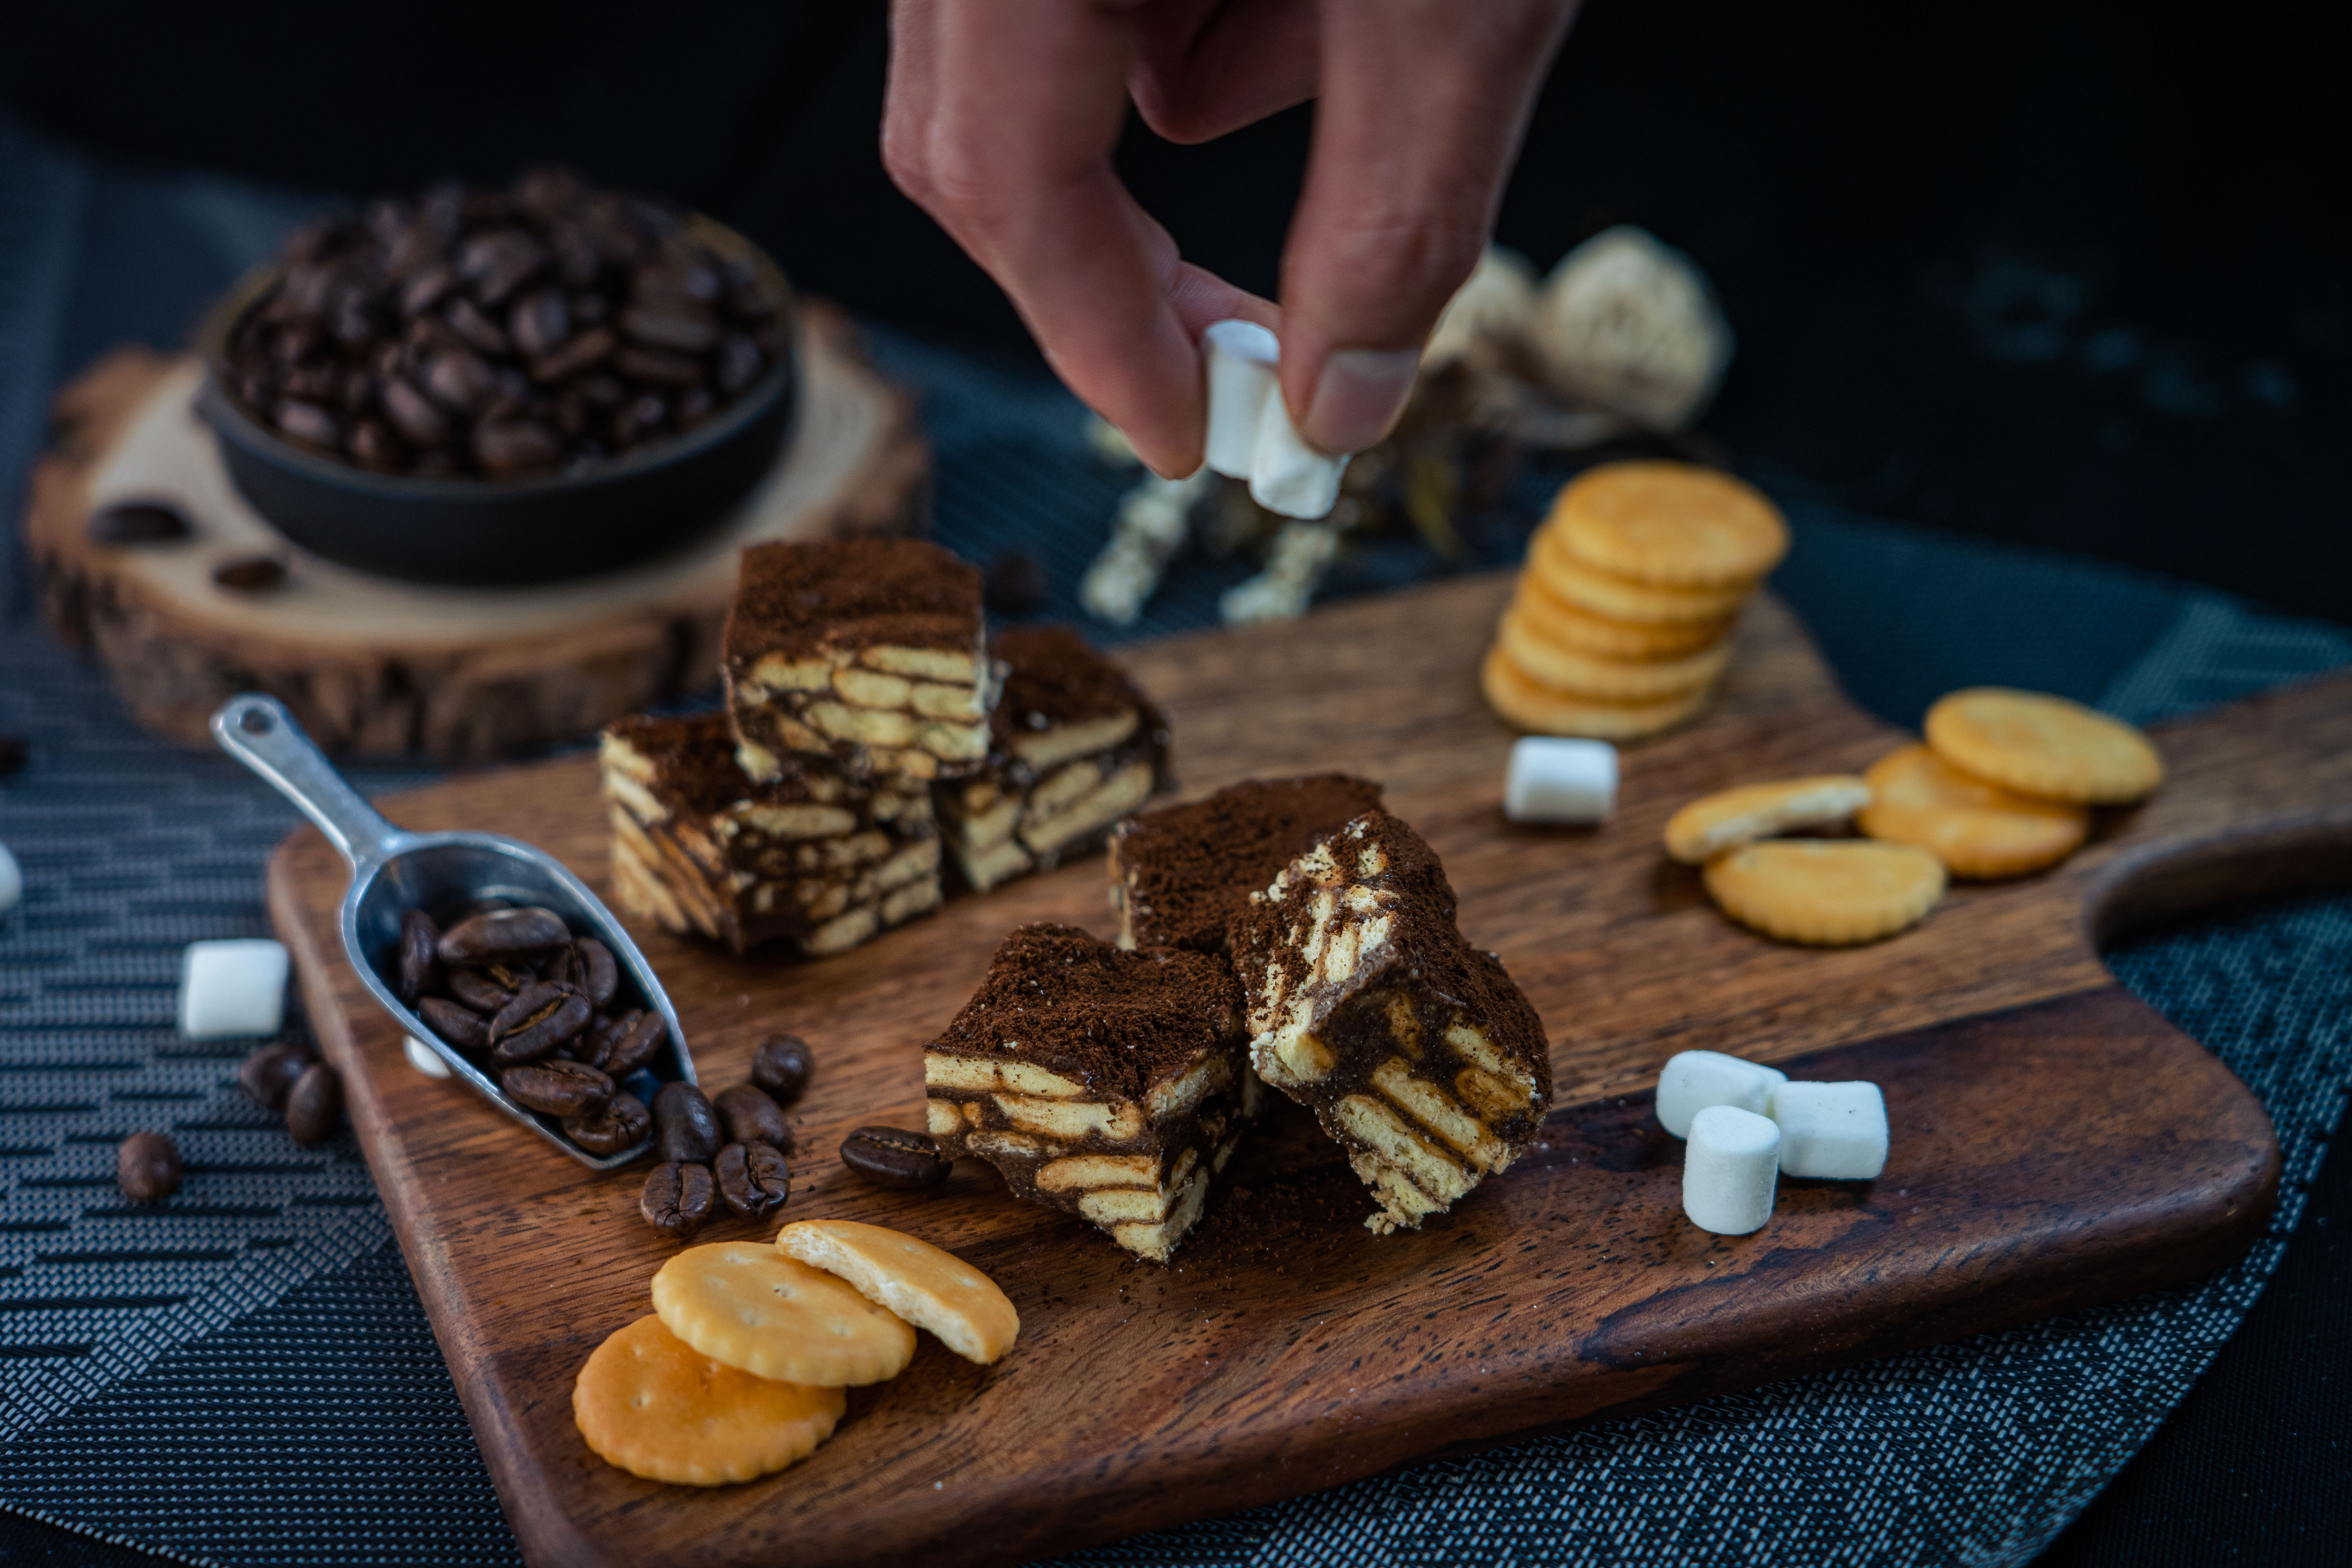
[197,167,797,587]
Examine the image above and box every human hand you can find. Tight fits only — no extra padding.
[884,0,1578,475]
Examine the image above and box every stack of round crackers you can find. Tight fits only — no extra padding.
[573,1220,1018,1486]
[1483,461,1789,742]
[1664,688,2165,946]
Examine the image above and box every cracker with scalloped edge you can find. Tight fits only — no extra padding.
[1703,839,1945,946]
[1549,461,1790,588]
[1497,603,1731,702]
[1511,573,1736,660]
[653,1241,915,1387]
[572,1315,844,1487]
[1530,529,1750,625]
[1860,743,2088,879]
[1481,644,1712,741]
[776,1220,1019,1365]
[1663,775,1871,864]
[1924,688,2162,805]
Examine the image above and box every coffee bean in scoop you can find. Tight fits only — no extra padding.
[564,1092,650,1157]
[116,1131,182,1203]
[839,1126,951,1192]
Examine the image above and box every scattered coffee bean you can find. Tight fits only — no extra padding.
[437,906,569,964]
[396,909,439,1004]
[653,1082,719,1164]
[445,966,514,1013]
[417,995,490,1052]
[487,981,591,1065]
[601,1010,667,1078]
[285,1062,345,1147]
[563,1091,650,1156]
[839,1125,952,1191]
[715,1141,790,1220]
[116,1131,183,1203]
[984,550,1049,617]
[212,555,289,592]
[238,1039,314,1111]
[574,938,619,1009]
[501,1059,613,1118]
[86,501,192,546]
[750,1034,812,1105]
[641,1161,714,1241]
[714,1084,790,1151]
[0,733,24,777]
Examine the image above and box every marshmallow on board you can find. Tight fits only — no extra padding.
[1683,1104,1780,1235]
[1656,1049,1787,1138]
[178,938,290,1040]
[1769,1079,1889,1180]
[1200,318,1352,519]
[1503,737,1619,825]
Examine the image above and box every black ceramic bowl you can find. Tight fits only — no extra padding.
[196,213,797,587]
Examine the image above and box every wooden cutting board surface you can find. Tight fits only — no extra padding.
[269,573,2352,1568]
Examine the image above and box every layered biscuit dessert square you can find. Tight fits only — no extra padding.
[722,539,993,786]
[601,713,941,957]
[1231,809,1553,1233]
[924,924,1254,1262]
[938,625,1170,893]
[1106,773,1383,951]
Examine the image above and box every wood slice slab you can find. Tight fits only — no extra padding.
[23,303,928,762]
[267,575,2350,1568]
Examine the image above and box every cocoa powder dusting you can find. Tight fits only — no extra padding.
[1111,774,1383,952]
[603,712,824,812]
[723,538,981,670]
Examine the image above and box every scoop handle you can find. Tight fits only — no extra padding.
[210,694,411,870]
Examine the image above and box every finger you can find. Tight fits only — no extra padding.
[1129,0,1321,144]
[1280,1,1579,453]
[881,0,1211,475]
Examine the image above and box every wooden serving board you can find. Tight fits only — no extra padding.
[269,574,2352,1568]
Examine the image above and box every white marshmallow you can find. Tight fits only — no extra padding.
[1249,390,1351,518]
[1503,737,1619,825]
[1768,1080,1889,1180]
[178,939,289,1040]
[1656,1049,1788,1138]
[1202,319,1281,479]
[1683,1104,1780,1235]
[403,1034,453,1079]
[0,842,20,915]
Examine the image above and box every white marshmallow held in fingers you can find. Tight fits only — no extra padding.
[1503,737,1619,825]
[1656,1049,1788,1138]
[0,842,20,915]
[178,938,290,1039]
[403,1035,454,1079]
[1201,319,1281,479]
[1249,390,1351,518]
[1683,1104,1780,1235]
[1768,1080,1889,1180]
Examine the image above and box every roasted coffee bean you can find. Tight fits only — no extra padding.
[286,1062,345,1147]
[213,555,289,592]
[488,982,592,1065]
[87,501,192,546]
[398,263,457,319]
[574,938,619,1009]
[502,1059,612,1118]
[620,301,719,354]
[473,417,562,476]
[116,1131,182,1203]
[614,345,703,387]
[417,996,490,1052]
[238,1040,314,1111]
[750,1034,813,1105]
[456,228,550,306]
[438,906,568,964]
[563,1091,649,1156]
[676,386,715,429]
[508,288,570,359]
[396,908,439,1003]
[543,942,583,992]
[601,1010,667,1077]
[0,733,26,777]
[653,1082,720,1163]
[348,419,403,470]
[839,1125,951,1191]
[272,398,341,448]
[444,296,512,356]
[984,550,1049,617]
[381,376,450,447]
[715,1141,791,1220]
[527,325,614,383]
[640,1161,713,1241]
[575,1011,622,1070]
[422,348,495,413]
[445,966,513,1013]
[714,1084,790,1150]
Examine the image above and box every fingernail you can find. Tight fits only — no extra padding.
[1303,347,1422,454]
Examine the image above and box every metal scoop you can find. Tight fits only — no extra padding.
[212,692,695,1170]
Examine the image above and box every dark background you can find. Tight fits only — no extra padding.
[1,2,2345,1563]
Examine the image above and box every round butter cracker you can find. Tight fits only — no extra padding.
[1924,687,2162,806]
[1530,529,1751,626]
[572,1315,844,1487]
[652,1240,916,1387]
[1703,839,1945,946]
[1662,774,1872,864]
[777,1220,1019,1365]
[1860,743,2089,879]
[1512,573,1736,660]
[1498,604,1732,702]
[1550,461,1789,588]
[1482,644,1713,742]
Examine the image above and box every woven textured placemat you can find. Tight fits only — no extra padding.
[2,111,2348,1567]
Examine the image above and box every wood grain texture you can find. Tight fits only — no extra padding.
[268,573,2341,1568]
[24,303,928,762]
